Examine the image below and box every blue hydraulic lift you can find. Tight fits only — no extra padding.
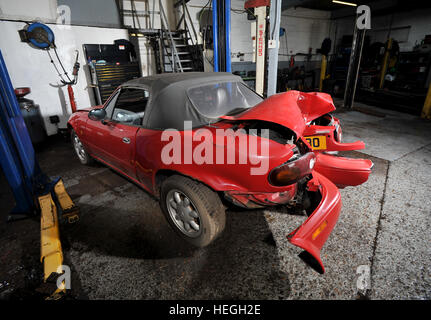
[0,49,44,218]
[0,49,78,298]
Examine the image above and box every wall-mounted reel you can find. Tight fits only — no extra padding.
[19,22,55,49]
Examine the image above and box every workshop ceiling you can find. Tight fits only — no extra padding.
[281,0,431,13]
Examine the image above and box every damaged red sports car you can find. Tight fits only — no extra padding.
[68,72,372,272]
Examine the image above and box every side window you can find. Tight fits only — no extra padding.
[104,90,120,119]
[111,88,150,126]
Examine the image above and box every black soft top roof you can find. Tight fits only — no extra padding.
[123,72,241,93]
[121,72,244,130]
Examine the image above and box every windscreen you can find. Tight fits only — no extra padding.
[187,82,263,119]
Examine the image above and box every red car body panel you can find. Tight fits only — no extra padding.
[304,124,365,152]
[303,123,365,152]
[220,91,372,188]
[133,126,297,194]
[288,171,342,273]
[314,153,373,188]
[67,82,372,273]
[70,112,299,196]
[294,91,335,123]
[221,91,307,137]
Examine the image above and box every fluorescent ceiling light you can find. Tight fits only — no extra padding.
[332,0,358,6]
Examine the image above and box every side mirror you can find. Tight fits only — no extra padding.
[88,108,106,121]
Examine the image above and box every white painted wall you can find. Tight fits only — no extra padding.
[279,7,332,61]
[0,21,129,135]
[0,0,130,135]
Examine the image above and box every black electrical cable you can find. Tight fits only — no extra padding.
[53,45,72,83]
[46,46,78,85]
[46,49,68,84]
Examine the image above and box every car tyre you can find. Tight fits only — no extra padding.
[71,129,94,165]
[160,175,226,247]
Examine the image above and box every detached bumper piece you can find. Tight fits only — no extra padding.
[287,172,342,273]
[314,153,373,188]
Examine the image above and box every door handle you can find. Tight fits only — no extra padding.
[122,137,131,144]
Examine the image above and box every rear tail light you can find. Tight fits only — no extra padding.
[269,152,316,186]
[335,123,342,142]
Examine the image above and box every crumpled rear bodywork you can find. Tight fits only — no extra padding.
[221,90,336,137]
[221,91,307,137]
[295,91,335,123]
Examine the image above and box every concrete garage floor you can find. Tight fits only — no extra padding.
[0,103,430,300]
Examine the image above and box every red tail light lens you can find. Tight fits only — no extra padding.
[269,152,316,186]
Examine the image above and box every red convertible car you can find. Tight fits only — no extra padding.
[68,73,372,272]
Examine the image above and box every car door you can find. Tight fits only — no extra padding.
[85,89,120,160]
[102,87,150,178]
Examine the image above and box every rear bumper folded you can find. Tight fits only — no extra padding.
[287,172,342,273]
[313,153,373,188]
[327,139,365,152]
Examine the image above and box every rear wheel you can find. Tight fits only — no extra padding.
[160,175,226,247]
[71,129,93,165]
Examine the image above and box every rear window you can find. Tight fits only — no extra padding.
[187,82,263,119]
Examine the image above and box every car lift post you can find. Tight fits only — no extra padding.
[266,0,281,97]
[0,49,78,299]
[212,0,231,73]
[245,0,270,96]
[245,0,280,97]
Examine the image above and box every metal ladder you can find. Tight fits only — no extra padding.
[159,0,183,72]
[173,0,204,72]
[118,0,203,73]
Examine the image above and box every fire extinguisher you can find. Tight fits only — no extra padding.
[64,51,80,113]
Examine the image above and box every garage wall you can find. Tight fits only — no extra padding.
[0,21,129,135]
[122,0,333,73]
[0,0,336,136]
[333,8,431,52]
[180,1,332,63]
[279,7,332,61]
[121,0,176,76]
[0,1,129,136]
